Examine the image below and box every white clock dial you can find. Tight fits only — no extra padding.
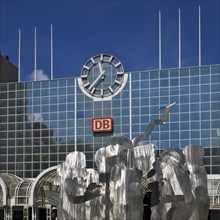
[78,54,128,100]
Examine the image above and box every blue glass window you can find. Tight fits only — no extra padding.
[211,120,220,128]
[190,86,199,94]
[180,104,189,112]
[122,108,129,115]
[191,113,200,120]
[67,95,74,102]
[150,80,159,87]
[67,87,74,93]
[41,81,49,88]
[160,70,169,78]
[161,132,169,140]
[190,67,199,76]
[211,111,220,120]
[160,79,169,87]
[211,93,220,102]
[50,97,58,104]
[180,77,189,85]
[50,88,58,96]
[141,80,149,89]
[33,90,40,97]
[201,130,210,138]
[50,105,58,112]
[59,104,66,112]
[67,120,74,127]
[211,65,220,74]
[122,117,129,124]
[171,132,179,140]
[59,79,67,87]
[59,121,67,128]
[201,76,210,84]
[180,113,189,121]
[181,131,189,139]
[180,68,189,77]
[132,107,140,115]
[140,72,149,80]
[190,76,199,85]
[160,97,169,106]
[191,103,199,111]
[150,71,159,79]
[201,112,210,120]
[211,75,220,83]
[59,96,67,103]
[170,78,179,86]
[50,80,57,87]
[201,85,210,93]
[212,102,220,110]
[67,79,74,86]
[141,98,149,106]
[190,95,199,102]
[191,121,200,129]
[211,84,220,94]
[59,88,66,95]
[170,69,179,77]
[33,82,40,89]
[132,116,140,124]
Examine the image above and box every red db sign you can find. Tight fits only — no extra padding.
[92,117,113,133]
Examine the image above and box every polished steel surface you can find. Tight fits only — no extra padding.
[52,102,209,220]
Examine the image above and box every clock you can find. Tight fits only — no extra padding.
[78,54,128,100]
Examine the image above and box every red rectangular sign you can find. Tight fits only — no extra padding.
[92,117,113,133]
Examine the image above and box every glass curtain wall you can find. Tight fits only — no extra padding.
[0,64,219,178]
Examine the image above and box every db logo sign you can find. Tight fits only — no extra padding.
[92,117,113,133]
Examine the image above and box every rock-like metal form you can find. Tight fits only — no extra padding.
[183,145,210,220]
[94,136,147,220]
[149,145,209,220]
[53,152,101,220]
[52,102,209,220]
[151,149,196,220]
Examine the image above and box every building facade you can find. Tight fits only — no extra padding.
[0,55,219,218]
[0,55,18,84]
[0,59,219,178]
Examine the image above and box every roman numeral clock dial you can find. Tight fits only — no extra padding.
[78,54,128,100]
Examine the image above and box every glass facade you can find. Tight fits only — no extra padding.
[0,64,219,178]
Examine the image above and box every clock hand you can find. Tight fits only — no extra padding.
[98,62,105,79]
[88,71,105,90]
[98,62,103,73]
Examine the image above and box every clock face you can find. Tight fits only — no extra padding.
[78,54,128,100]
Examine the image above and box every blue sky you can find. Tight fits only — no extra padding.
[0,0,219,82]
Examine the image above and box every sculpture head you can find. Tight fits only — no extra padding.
[94,136,134,173]
[159,148,185,166]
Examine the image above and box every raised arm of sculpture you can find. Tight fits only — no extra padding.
[132,101,178,147]
[64,178,101,204]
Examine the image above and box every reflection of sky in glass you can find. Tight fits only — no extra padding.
[0,64,220,177]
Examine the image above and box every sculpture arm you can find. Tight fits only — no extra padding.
[64,178,101,204]
[132,101,178,147]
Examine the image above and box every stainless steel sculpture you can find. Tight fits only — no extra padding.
[149,145,209,220]
[94,136,150,220]
[52,152,102,219]
[52,102,209,220]
[183,145,210,220]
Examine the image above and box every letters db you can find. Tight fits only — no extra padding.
[92,117,113,133]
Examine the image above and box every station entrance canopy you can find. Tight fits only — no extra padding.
[0,167,58,220]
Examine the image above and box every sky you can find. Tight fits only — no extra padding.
[0,0,220,82]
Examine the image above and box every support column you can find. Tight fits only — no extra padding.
[46,205,51,220]
[32,206,37,220]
